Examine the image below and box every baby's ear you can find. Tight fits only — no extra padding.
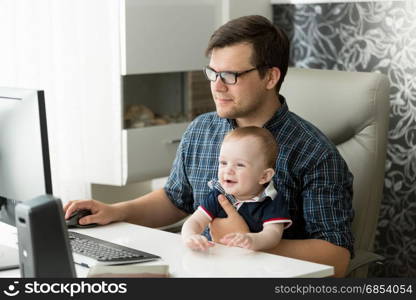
[259,168,275,184]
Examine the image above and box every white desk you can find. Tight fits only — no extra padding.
[0,221,333,278]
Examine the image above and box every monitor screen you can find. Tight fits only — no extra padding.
[0,87,52,225]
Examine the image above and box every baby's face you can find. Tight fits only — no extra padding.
[218,137,269,200]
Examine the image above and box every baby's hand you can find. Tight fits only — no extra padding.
[220,232,253,249]
[184,234,214,251]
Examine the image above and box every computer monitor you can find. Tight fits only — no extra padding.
[0,87,52,225]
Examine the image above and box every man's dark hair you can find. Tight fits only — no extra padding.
[206,15,290,92]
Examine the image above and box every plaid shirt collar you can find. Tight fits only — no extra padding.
[226,95,289,130]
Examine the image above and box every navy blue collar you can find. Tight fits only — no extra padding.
[207,179,277,206]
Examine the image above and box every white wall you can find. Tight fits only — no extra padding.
[0,0,121,202]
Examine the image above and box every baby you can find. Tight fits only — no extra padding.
[182,126,291,251]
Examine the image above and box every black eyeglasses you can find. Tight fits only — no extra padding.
[203,66,264,85]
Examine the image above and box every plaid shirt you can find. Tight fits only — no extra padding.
[165,96,354,256]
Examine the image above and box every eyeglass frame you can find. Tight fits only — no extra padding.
[203,65,269,85]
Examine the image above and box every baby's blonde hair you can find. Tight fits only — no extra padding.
[223,126,278,168]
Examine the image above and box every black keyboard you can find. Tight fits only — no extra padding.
[68,231,160,265]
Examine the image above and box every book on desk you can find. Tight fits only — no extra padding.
[87,261,170,278]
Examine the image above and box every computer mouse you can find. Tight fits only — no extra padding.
[66,209,98,228]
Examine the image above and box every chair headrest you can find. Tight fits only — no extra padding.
[280,68,389,145]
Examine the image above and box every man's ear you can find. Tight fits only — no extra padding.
[265,67,281,90]
[259,168,275,184]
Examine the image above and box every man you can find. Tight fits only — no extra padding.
[64,15,354,277]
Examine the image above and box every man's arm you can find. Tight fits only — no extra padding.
[210,194,350,277]
[64,188,188,228]
[115,188,188,227]
[265,238,350,278]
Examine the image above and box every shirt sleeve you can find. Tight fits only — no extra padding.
[302,150,355,257]
[198,190,221,220]
[262,193,292,229]
[164,125,194,214]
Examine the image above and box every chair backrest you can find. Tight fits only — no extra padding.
[280,67,390,275]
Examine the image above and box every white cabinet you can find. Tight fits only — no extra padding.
[122,123,188,183]
[0,0,271,201]
[121,0,217,74]
[120,0,272,75]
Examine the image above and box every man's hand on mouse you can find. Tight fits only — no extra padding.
[63,199,118,225]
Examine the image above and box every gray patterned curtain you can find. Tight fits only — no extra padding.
[273,0,416,277]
